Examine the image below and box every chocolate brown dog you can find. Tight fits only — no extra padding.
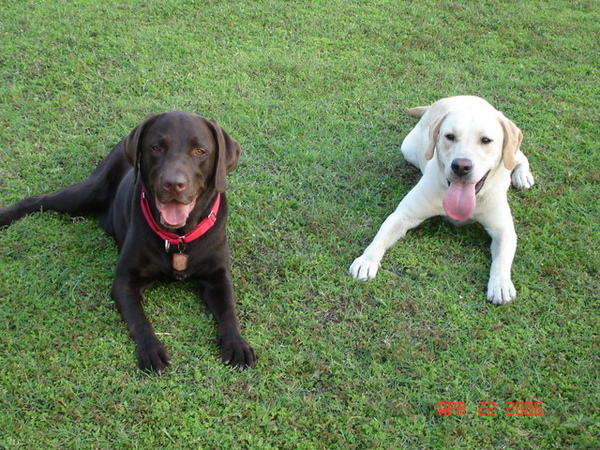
[0,111,256,375]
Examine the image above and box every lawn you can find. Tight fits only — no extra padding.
[0,0,598,448]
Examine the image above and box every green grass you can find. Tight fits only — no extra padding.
[1,0,598,448]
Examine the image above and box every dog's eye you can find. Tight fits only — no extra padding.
[193,147,207,156]
[151,145,163,153]
[481,137,492,144]
[445,134,456,141]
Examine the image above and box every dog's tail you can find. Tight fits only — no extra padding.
[407,106,429,118]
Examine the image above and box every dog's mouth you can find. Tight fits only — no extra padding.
[155,197,197,229]
[443,171,490,221]
[474,170,490,194]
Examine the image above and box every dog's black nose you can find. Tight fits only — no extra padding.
[162,173,187,193]
[451,158,473,177]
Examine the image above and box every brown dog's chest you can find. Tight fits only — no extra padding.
[144,238,225,281]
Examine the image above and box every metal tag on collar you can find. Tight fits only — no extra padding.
[165,239,171,253]
[172,252,188,271]
[172,243,188,272]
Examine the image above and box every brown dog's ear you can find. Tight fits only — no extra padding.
[425,112,448,160]
[122,114,157,182]
[498,114,523,171]
[207,119,242,192]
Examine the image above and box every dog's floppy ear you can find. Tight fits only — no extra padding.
[498,114,523,171]
[207,119,242,193]
[407,106,429,118]
[425,112,448,160]
[123,114,157,182]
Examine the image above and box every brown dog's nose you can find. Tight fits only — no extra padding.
[162,174,187,193]
[451,158,473,177]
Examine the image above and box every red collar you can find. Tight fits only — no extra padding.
[140,188,221,248]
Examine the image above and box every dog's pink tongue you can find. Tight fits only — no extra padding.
[443,181,476,221]
[157,200,195,228]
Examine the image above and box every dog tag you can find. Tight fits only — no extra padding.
[172,253,188,271]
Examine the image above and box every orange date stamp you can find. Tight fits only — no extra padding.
[438,401,544,416]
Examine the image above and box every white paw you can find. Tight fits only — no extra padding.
[511,167,534,190]
[349,255,381,280]
[487,278,516,305]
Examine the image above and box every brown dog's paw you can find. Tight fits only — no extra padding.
[220,338,256,369]
[136,340,172,376]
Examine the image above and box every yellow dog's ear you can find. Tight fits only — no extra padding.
[498,114,523,170]
[123,114,158,182]
[206,119,242,193]
[407,106,429,118]
[425,112,448,160]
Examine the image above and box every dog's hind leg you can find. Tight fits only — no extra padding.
[510,150,534,190]
[0,142,130,227]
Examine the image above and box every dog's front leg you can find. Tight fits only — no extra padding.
[350,182,440,280]
[201,271,256,369]
[111,271,171,375]
[481,208,518,305]
[349,212,419,280]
